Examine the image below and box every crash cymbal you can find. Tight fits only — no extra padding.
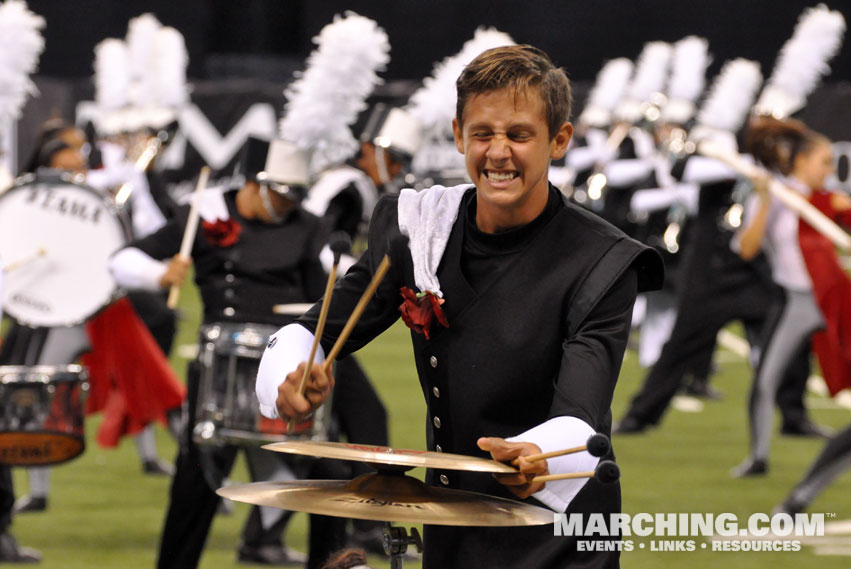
[262,441,517,474]
[217,471,553,527]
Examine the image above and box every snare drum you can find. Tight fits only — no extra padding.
[0,172,131,327]
[0,365,89,466]
[193,322,331,447]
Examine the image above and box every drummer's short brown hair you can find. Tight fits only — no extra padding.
[455,45,572,139]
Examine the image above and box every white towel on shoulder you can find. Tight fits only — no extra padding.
[397,183,470,297]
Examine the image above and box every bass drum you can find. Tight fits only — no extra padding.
[0,172,131,327]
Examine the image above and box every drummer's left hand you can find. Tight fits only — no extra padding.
[477,437,548,499]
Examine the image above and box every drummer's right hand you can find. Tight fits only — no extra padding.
[159,255,191,288]
[276,362,334,421]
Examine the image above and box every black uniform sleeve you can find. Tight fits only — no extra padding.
[300,213,332,301]
[127,215,186,260]
[552,268,638,429]
[297,194,404,355]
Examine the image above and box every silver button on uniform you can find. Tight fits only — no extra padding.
[429,356,437,368]
[225,274,235,283]
[433,416,441,429]
[224,307,235,317]
[435,445,442,453]
[432,386,440,398]
[439,474,449,485]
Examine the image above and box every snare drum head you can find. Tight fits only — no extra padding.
[0,174,130,327]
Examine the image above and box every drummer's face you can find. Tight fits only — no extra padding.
[236,181,296,223]
[50,148,86,174]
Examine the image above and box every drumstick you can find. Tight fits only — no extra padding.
[532,460,620,484]
[511,433,610,466]
[321,254,391,372]
[167,166,211,309]
[288,233,351,432]
[3,247,46,272]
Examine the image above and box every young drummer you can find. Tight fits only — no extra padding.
[258,45,663,568]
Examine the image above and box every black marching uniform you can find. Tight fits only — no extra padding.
[119,190,342,569]
[292,185,663,568]
[618,159,813,431]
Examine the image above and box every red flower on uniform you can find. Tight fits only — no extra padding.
[399,286,449,340]
[202,218,241,248]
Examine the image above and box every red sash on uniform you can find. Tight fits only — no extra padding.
[83,297,185,447]
[798,189,851,396]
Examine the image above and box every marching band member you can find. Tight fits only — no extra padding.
[729,3,847,477]
[8,113,182,513]
[258,44,663,568]
[613,59,801,434]
[109,137,334,568]
[732,116,851,477]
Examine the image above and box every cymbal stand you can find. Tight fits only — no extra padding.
[383,524,422,569]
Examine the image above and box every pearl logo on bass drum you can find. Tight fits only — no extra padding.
[24,186,105,224]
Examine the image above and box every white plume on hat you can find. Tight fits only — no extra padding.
[152,27,189,109]
[578,58,634,128]
[93,38,130,135]
[755,4,846,118]
[695,59,763,134]
[661,36,710,124]
[125,13,162,110]
[147,25,189,128]
[93,15,190,134]
[407,27,515,140]
[690,59,763,151]
[279,11,390,174]
[614,41,673,123]
[0,0,45,126]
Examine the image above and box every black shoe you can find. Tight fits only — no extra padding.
[13,495,47,514]
[0,532,41,563]
[143,458,176,476]
[781,420,834,438]
[730,458,768,478]
[612,416,649,435]
[237,544,307,566]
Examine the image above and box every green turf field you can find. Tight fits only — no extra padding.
[7,278,850,569]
